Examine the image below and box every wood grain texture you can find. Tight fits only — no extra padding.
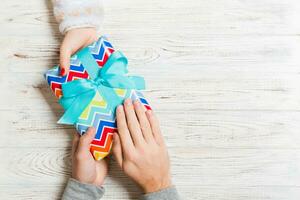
[1,0,300,199]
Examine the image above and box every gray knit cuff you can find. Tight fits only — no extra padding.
[140,186,181,200]
[62,178,105,200]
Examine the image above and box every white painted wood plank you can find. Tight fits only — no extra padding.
[1,110,300,149]
[1,69,300,111]
[0,0,300,199]
[0,148,300,199]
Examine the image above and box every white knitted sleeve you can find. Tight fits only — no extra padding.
[52,0,104,34]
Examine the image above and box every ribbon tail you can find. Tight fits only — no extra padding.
[128,76,145,90]
[58,90,96,125]
[102,75,145,90]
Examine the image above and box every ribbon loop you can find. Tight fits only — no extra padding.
[58,50,145,125]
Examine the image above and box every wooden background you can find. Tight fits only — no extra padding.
[1,0,300,199]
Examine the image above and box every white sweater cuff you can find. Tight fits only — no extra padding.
[52,0,104,34]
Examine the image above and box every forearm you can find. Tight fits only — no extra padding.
[140,186,181,200]
[51,0,104,34]
[62,178,105,200]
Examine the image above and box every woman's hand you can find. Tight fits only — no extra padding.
[60,28,98,76]
[71,128,108,186]
[113,99,172,193]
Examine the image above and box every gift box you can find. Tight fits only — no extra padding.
[45,36,151,160]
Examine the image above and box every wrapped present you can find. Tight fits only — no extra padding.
[44,36,151,160]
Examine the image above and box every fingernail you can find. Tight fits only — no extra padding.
[134,99,140,105]
[60,68,65,76]
[146,110,152,115]
[117,105,123,112]
[125,98,132,106]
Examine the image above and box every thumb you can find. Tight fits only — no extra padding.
[59,35,85,76]
[77,127,96,154]
[71,132,80,158]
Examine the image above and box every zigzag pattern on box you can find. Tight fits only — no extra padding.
[74,89,151,160]
[74,89,127,160]
[130,90,152,110]
[89,37,115,67]
[74,91,115,160]
[77,119,116,160]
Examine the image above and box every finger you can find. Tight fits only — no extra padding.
[133,100,153,143]
[77,127,96,154]
[112,132,123,168]
[116,105,135,154]
[123,98,145,146]
[145,110,164,145]
[71,132,80,157]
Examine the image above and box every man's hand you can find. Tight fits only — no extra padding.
[113,99,172,193]
[71,128,108,186]
[59,28,98,76]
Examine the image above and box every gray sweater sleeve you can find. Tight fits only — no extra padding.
[140,187,181,200]
[62,178,105,200]
[62,178,180,200]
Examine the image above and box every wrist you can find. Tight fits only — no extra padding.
[71,172,98,187]
[71,177,103,187]
[65,27,97,35]
[143,177,172,194]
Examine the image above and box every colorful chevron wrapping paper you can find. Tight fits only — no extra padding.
[44,36,151,160]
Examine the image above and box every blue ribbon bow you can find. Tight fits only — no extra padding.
[57,49,145,125]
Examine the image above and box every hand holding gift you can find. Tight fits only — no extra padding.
[59,28,98,76]
[71,127,108,186]
[113,99,172,193]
